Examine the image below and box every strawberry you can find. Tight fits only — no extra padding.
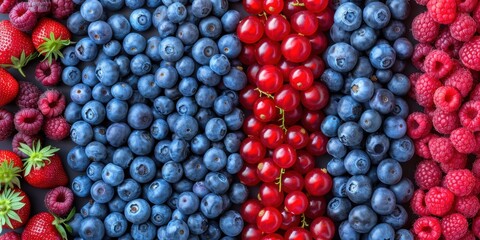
[21,210,75,240]
[0,68,19,107]
[0,150,22,189]
[18,141,68,189]
[0,20,36,77]
[0,188,31,232]
[31,18,71,64]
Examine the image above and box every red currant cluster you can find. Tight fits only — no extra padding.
[235,1,335,239]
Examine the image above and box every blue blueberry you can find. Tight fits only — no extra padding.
[321,68,344,92]
[80,0,104,22]
[122,33,146,55]
[166,219,189,240]
[159,37,184,62]
[104,212,128,237]
[363,2,391,29]
[327,197,352,221]
[117,178,141,202]
[381,205,408,230]
[359,109,382,133]
[334,2,362,31]
[192,38,219,65]
[125,0,145,9]
[338,121,364,146]
[88,21,113,45]
[339,221,360,240]
[348,205,377,233]
[176,57,196,78]
[369,43,396,69]
[350,26,377,51]
[200,193,223,219]
[383,116,407,139]
[71,175,93,197]
[219,210,243,237]
[129,8,152,32]
[108,14,131,40]
[388,73,410,96]
[366,133,390,163]
[369,88,396,114]
[321,115,342,137]
[85,141,107,162]
[330,23,352,43]
[332,176,348,197]
[221,10,240,33]
[344,150,371,175]
[389,136,414,162]
[96,59,120,86]
[80,217,105,239]
[91,180,114,203]
[383,20,406,41]
[75,38,98,62]
[129,156,156,183]
[327,42,359,73]
[67,12,89,35]
[396,229,414,240]
[162,161,184,183]
[387,0,410,20]
[92,83,113,103]
[346,175,372,203]
[350,77,375,102]
[371,187,396,215]
[176,22,200,45]
[377,158,402,185]
[81,100,106,125]
[125,199,151,224]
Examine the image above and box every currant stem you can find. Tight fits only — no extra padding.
[257,11,268,20]
[274,168,286,192]
[254,88,275,99]
[276,107,287,132]
[290,0,305,6]
[301,213,309,228]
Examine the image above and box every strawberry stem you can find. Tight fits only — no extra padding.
[18,141,59,176]
[0,161,22,190]
[0,188,25,232]
[0,51,37,77]
[52,208,75,240]
[38,32,71,64]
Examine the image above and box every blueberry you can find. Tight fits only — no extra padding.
[389,178,414,204]
[359,109,382,133]
[88,21,113,45]
[377,158,402,185]
[365,133,390,163]
[381,205,408,229]
[162,161,184,183]
[389,136,414,162]
[127,103,153,130]
[176,22,200,45]
[350,26,377,51]
[129,156,156,183]
[369,223,396,240]
[129,8,152,32]
[339,221,360,240]
[396,229,414,240]
[92,83,113,103]
[369,88,396,114]
[125,199,151,224]
[338,121,364,146]
[114,56,131,77]
[176,97,198,115]
[330,23,352,43]
[96,59,120,86]
[363,2,391,29]
[369,43,396,69]
[205,118,227,141]
[327,197,352,221]
[91,180,114,203]
[348,205,377,233]
[62,66,82,86]
[176,57,196,78]
[62,46,80,66]
[200,193,223,219]
[209,54,231,76]
[174,115,199,140]
[387,0,410,20]
[350,77,375,103]
[123,33,146,55]
[150,205,171,227]
[75,38,98,62]
[382,20,406,41]
[327,42,359,73]
[371,187,397,215]
[81,65,99,87]
[192,38,219,65]
[321,69,344,92]
[166,219,189,240]
[138,74,161,99]
[346,175,372,203]
[383,116,407,139]
[80,217,105,239]
[327,138,347,162]
[67,12,89,35]
[152,5,168,28]
[219,210,243,237]
[80,0,103,22]
[130,54,152,76]
[332,176,348,197]
[221,10,240,33]
[125,0,145,9]
[388,73,410,96]
[117,179,141,202]
[344,150,371,175]
[109,196,127,213]
[108,14,131,40]
[392,97,409,119]
[191,0,212,18]
[155,66,179,89]
[71,175,93,197]
[104,212,128,237]
[131,221,156,240]
[159,37,184,62]
[334,2,362,31]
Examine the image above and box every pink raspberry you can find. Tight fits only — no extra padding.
[415,134,438,159]
[8,2,37,32]
[441,213,468,239]
[415,160,442,190]
[0,109,14,141]
[423,50,455,79]
[412,12,440,43]
[408,72,422,100]
[444,169,476,196]
[435,30,462,58]
[35,59,61,86]
[429,137,455,163]
[459,101,480,132]
[14,108,43,135]
[415,0,429,5]
[427,0,457,24]
[415,73,442,108]
[454,195,480,218]
[50,0,74,19]
[432,109,460,134]
[469,85,480,101]
[457,0,478,12]
[440,151,468,173]
[425,186,455,216]
[37,90,66,118]
[411,189,429,216]
[473,215,480,239]
[15,81,41,109]
[474,4,480,33]
[407,112,432,139]
[43,117,70,141]
[459,37,480,71]
[27,0,51,13]
[450,13,477,42]
[0,0,17,14]
[413,216,442,239]
[433,86,462,112]
[11,132,41,158]
[44,186,74,217]
[412,43,433,71]
[450,127,477,153]
[444,67,473,97]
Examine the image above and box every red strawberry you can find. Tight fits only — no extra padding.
[31,18,71,64]
[0,150,23,189]
[21,211,74,240]
[0,231,21,240]
[0,20,36,77]
[18,141,68,189]
[0,68,19,107]
[0,188,31,232]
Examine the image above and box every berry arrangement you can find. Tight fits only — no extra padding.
[321,0,415,239]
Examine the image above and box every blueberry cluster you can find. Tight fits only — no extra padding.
[61,0,248,239]
[321,0,415,239]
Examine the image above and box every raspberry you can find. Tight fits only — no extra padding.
[427,0,457,24]
[407,112,432,139]
[463,232,476,240]
[35,60,61,86]
[415,0,429,5]
[474,4,480,33]
[8,2,37,32]
[433,86,462,112]
[450,127,476,153]
[435,30,462,58]
[450,13,477,42]
[429,137,455,163]
[458,0,478,12]
[411,189,429,216]
[50,0,74,19]
[444,67,473,97]
[412,43,433,71]
[459,37,480,71]
[474,215,480,238]
[415,160,443,190]
[43,117,70,141]
[11,132,41,158]
[440,151,468,173]
[432,109,460,134]
[15,82,41,109]
[0,109,14,141]
[14,108,43,135]
[415,73,442,108]
[423,50,455,79]
[413,216,442,240]
[454,195,480,218]
[408,72,422,100]
[425,187,455,216]
[44,186,74,217]
[415,134,437,159]
[0,231,21,240]
[471,177,480,195]
[441,213,468,239]
[469,85,480,101]
[473,158,480,178]
[28,0,51,13]
[0,0,17,14]
[459,101,480,132]
[37,90,66,118]
[445,169,476,196]
[412,12,440,43]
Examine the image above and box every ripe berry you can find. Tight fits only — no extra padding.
[304,168,332,197]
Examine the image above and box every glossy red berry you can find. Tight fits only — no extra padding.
[281,170,305,193]
[247,64,261,85]
[240,85,260,110]
[284,227,313,240]
[240,137,266,164]
[239,44,257,65]
[282,0,306,18]
[285,125,309,149]
[241,199,264,224]
[284,191,309,215]
[265,15,291,41]
[293,150,315,174]
[289,66,314,91]
[263,0,284,14]
[255,38,282,65]
[257,158,282,182]
[278,59,298,81]
[258,182,284,207]
[281,34,311,63]
[301,82,329,110]
[280,209,301,230]
[237,16,264,44]
[304,168,332,196]
[305,196,327,219]
[301,110,324,132]
[260,124,285,149]
[291,11,319,36]
[283,105,303,126]
[256,65,284,93]
[303,55,325,78]
[243,0,264,14]
[306,131,328,156]
[316,8,334,31]
[309,31,328,55]
[242,224,264,240]
[262,233,284,240]
[238,164,261,186]
[272,144,297,168]
[310,217,335,240]
[275,85,301,112]
[304,0,328,13]
[243,115,266,137]
[257,207,283,234]
[254,97,278,122]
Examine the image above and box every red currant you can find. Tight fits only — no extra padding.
[240,85,261,110]
[301,110,324,132]
[310,217,335,240]
[289,66,314,91]
[243,0,264,14]
[257,207,283,233]
[284,191,309,215]
[316,7,334,31]
[262,233,284,240]
[257,158,282,182]
[265,15,291,41]
[238,164,261,186]
[237,16,264,44]
[309,31,328,56]
[254,97,278,122]
[239,44,257,65]
[305,196,327,219]
[275,85,301,112]
[260,124,285,149]
[255,38,282,65]
[283,105,303,126]
[286,125,309,149]
[240,199,264,224]
[278,59,298,81]
[263,0,284,14]
[240,137,266,164]
[243,115,266,137]
[247,64,261,85]
[272,144,297,168]
[306,131,328,156]
[284,227,313,240]
[280,209,301,230]
[303,55,325,78]
[256,66,283,93]
[291,10,319,36]
[293,150,315,174]
[258,182,284,207]
[281,170,305,193]
[304,0,328,12]
[281,34,311,63]
[300,82,329,110]
[304,168,332,196]
[242,224,264,240]
[282,0,306,18]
